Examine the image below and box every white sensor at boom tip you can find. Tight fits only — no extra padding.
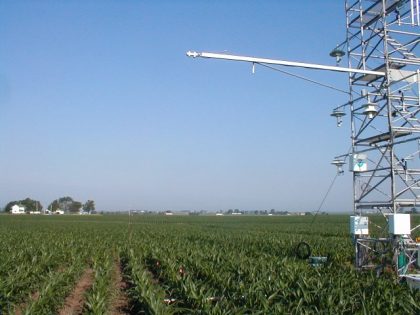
[186,51,200,58]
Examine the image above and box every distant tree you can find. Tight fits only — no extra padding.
[4,201,17,213]
[83,200,95,212]
[47,196,73,212]
[305,212,313,216]
[270,209,275,215]
[4,198,42,213]
[69,201,82,213]
[21,198,42,212]
[48,196,82,213]
[59,196,74,212]
[48,199,60,211]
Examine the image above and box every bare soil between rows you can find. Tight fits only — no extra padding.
[109,260,132,315]
[58,268,94,315]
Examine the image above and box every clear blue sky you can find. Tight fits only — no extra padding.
[0,1,353,212]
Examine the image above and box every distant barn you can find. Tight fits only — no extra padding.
[11,205,25,214]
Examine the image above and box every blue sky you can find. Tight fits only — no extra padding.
[0,1,353,212]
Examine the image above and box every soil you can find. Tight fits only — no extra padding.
[58,268,94,315]
[109,261,131,315]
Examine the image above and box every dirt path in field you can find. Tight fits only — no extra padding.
[58,268,93,315]
[109,260,132,315]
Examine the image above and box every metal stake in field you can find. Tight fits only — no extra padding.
[128,209,133,245]
[186,0,420,286]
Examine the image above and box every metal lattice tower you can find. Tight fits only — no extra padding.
[340,0,420,279]
[343,0,420,215]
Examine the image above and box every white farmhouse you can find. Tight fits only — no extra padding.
[11,205,25,214]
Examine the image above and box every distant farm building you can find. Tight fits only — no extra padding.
[11,205,25,214]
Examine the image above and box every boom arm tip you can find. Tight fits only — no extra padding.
[186,51,200,58]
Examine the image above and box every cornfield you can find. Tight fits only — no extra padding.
[0,214,419,314]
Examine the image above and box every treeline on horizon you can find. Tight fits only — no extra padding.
[2,196,95,213]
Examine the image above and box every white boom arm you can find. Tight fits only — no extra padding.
[186,51,385,77]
